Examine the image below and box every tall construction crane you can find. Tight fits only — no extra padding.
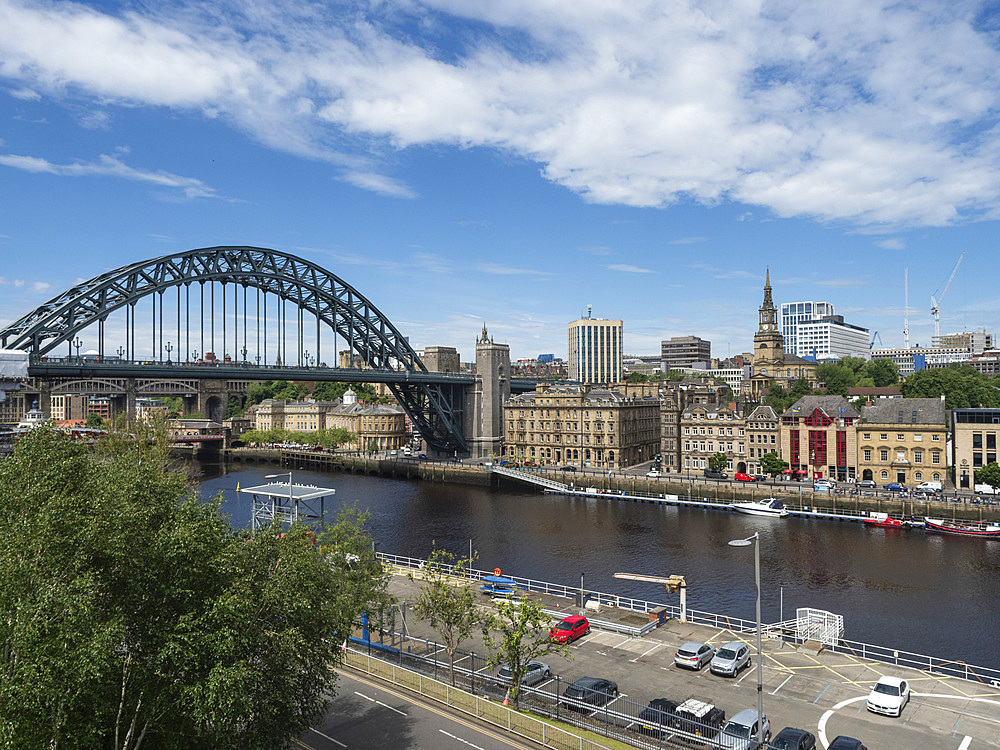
[931,252,965,341]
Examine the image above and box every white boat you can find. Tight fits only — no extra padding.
[731,498,788,518]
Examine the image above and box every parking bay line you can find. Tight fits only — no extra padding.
[629,643,663,662]
[771,674,794,695]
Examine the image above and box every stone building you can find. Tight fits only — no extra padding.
[952,408,1000,489]
[780,395,860,482]
[420,346,462,373]
[858,397,947,486]
[743,269,819,401]
[680,402,746,475]
[661,336,711,369]
[744,405,780,476]
[467,324,510,459]
[254,391,406,451]
[660,378,729,473]
[0,391,27,426]
[504,383,659,469]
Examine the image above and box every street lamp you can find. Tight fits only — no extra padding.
[729,532,763,747]
[241,344,248,362]
[73,336,83,360]
[165,341,173,363]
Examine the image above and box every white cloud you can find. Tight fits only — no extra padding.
[0,152,226,199]
[1,1,1000,224]
[8,86,39,100]
[606,264,654,274]
[31,281,51,293]
[476,263,552,276]
[876,238,906,250]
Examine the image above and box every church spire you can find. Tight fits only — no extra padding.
[762,266,774,310]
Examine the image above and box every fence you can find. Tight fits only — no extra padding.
[378,552,1000,688]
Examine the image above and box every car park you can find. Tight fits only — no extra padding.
[637,698,679,736]
[715,709,770,749]
[866,675,910,717]
[674,641,715,670]
[561,676,618,710]
[548,615,590,643]
[734,472,754,481]
[827,737,868,750]
[496,660,551,686]
[710,641,751,676]
[771,727,817,750]
[885,482,906,492]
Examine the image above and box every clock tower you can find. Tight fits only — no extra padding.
[753,268,784,374]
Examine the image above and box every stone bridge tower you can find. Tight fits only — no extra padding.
[465,323,510,460]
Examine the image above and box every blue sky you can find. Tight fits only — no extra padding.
[2,0,1000,363]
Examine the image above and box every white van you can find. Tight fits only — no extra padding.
[916,481,942,492]
[403,446,412,456]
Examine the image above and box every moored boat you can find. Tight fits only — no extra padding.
[924,518,1000,537]
[865,512,904,528]
[731,497,788,518]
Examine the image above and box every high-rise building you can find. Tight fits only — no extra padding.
[780,301,834,356]
[660,336,711,369]
[568,315,623,384]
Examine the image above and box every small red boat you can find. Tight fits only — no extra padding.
[924,518,1000,538]
[864,513,903,528]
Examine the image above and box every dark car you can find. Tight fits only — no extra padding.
[885,482,906,492]
[561,677,618,710]
[752,473,768,481]
[857,479,877,489]
[560,465,577,472]
[670,697,725,737]
[828,737,868,750]
[771,727,817,750]
[704,468,728,479]
[637,698,679,736]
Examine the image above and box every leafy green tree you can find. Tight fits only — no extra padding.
[902,364,1000,409]
[312,381,353,401]
[863,358,899,387]
[760,451,788,478]
[975,462,1000,490]
[816,362,856,396]
[85,412,104,428]
[625,372,648,383]
[409,548,480,687]
[481,596,568,710]
[840,356,869,377]
[0,427,387,750]
[223,394,245,419]
[709,452,728,473]
[667,369,686,382]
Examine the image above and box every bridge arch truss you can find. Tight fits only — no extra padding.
[2,246,466,452]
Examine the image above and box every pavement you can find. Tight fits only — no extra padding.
[379,570,1000,750]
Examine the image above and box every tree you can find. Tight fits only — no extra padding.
[816,362,856,396]
[625,372,648,383]
[409,548,480,687]
[863,358,899,387]
[667,369,687,382]
[760,451,788,478]
[709,452,728,473]
[902,364,1000,409]
[975,462,1000,490]
[481,596,568,710]
[0,427,388,750]
[85,412,104,428]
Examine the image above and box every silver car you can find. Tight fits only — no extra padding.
[710,641,751,676]
[496,660,552,686]
[674,641,715,670]
[716,709,771,750]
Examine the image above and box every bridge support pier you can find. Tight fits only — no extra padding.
[465,325,510,460]
[197,379,229,422]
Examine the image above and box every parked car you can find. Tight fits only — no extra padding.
[704,468,728,479]
[496,660,551,686]
[771,727,817,750]
[646,469,661,478]
[637,698,679,736]
[867,675,910,717]
[671,697,725,737]
[674,641,715,670]
[734,472,754,482]
[813,483,831,492]
[974,483,997,495]
[917,480,943,491]
[752,473,768,481]
[885,482,906,492]
[548,615,590,643]
[710,641,751,676]
[561,676,618,710]
[814,478,836,488]
[715,709,771,749]
[827,737,868,750]
[857,479,877,489]
[561,465,577,472]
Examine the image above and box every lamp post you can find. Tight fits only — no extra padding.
[116,345,125,360]
[73,336,83,360]
[729,532,763,746]
[165,341,173,363]
[241,344,248,363]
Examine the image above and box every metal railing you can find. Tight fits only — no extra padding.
[380,551,1000,688]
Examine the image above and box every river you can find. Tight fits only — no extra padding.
[199,463,1000,671]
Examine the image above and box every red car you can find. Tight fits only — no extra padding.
[734,472,754,482]
[549,615,590,643]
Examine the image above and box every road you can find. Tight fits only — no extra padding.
[297,671,535,750]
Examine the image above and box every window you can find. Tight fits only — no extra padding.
[974,433,983,449]
[863,449,872,462]
[932,452,941,465]
[914,450,922,463]
[880,449,888,462]
[863,433,871,440]
[880,434,888,440]
[915,472,922,480]
[880,470,888,479]
[932,434,940,441]
[913,434,922,441]
[897,434,905,441]
[896,450,905,461]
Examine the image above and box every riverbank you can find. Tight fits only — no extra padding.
[219,447,1000,523]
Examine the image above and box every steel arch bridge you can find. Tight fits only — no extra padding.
[0,246,468,452]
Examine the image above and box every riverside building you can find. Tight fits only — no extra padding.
[567,312,623,384]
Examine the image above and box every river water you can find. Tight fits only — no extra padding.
[199,463,1000,670]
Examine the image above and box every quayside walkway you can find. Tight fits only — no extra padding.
[366,554,1000,750]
